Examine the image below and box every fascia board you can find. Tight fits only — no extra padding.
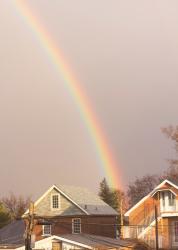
[125,179,178,217]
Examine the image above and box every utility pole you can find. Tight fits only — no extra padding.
[24,203,52,250]
[25,202,35,250]
[155,205,159,250]
[120,198,123,238]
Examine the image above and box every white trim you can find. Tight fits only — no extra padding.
[16,235,93,250]
[125,179,178,217]
[163,179,178,190]
[161,212,178,217]
[151,188,177,197]
[23,185,55,216]
[23,185,89,216]
[72,218,81,234]
[125,194,150,217]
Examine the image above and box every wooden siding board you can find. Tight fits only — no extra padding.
[125,182,178,249]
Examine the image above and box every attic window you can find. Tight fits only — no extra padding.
[51,194,60,209]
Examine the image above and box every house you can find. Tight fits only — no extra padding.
[0,220,149,250]
[23,184,118,240]
[0,186,150,250]
[0,231,150,250]
[123,179,178,249]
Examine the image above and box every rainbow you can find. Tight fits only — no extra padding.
[13,0,122,189]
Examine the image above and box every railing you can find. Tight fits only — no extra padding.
[123,225,156,248]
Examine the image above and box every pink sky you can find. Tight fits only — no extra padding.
[0,0,178,197]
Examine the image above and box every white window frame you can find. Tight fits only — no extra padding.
[72,218,81,234]
[160,191,176,212]
[42,225,51,236]
[51,194,60,210]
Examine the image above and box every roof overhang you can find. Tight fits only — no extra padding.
[16,235,93,250]
[151,188,177,197]
[125,179,178,217]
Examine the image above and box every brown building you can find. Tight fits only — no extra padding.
[123,179,178,249]
[23,185,118,240]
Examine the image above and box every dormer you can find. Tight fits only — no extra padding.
[160,190,176,212]
[125,179,178,219]
[151,186,177,214]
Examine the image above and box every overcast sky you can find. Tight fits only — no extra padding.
[0,0,178,198]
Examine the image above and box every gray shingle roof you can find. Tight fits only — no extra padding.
[0,220,25,246]
[59,234,142,249]
[57,185,118,216]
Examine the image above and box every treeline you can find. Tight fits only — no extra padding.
[0,193,30,228]
[1,126,178,228]
[98,125,178,214]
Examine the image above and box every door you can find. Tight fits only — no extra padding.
[171,221,178,247]
[52,241,62,250]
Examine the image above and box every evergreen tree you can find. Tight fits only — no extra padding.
[98,178,125,212]
[99,178,127,228]
[98,178,112,205]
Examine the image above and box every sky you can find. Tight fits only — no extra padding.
[0,0,178,198]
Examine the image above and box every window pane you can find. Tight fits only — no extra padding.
[43,225,51,235]
[52,195,59,208]
[169,192,175,206]
[73,219,81,234]
[162,192,165,206]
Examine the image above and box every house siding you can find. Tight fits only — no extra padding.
[129,196,158,226]
[124,181,178,249]
[23,186,118,243]
[34,188,85,217]
[33,216,117,241]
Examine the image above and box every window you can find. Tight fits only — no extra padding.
[51,194,60,209]
[161,192,165,207]
[72,218,81,234]
[169,192,175,206]
[42,225,51,236]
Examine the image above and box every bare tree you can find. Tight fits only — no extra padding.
[2,193,31,220]
[126,126,178,209]
[162,125,178,152]
[127,174,159,208]
[161,125,178,183]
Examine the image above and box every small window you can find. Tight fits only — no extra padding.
[51,194,60,209]
[72,218,81,234]
[43,225,51,236]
